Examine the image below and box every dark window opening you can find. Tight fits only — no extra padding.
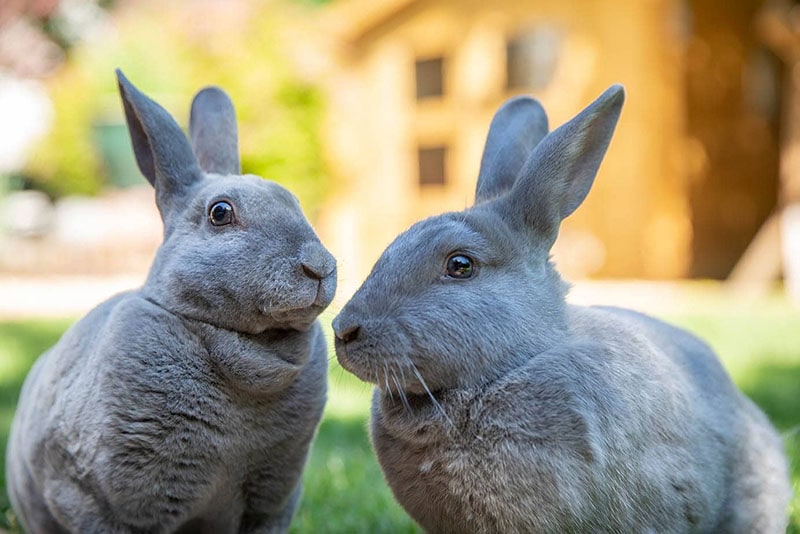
[418,146,447,186]
[415,57,444,100]
[506,26,562,91]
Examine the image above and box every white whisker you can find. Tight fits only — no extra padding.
[410,363,454,430]
[391,367,412,413]
[397,364,407,390]
[383,361,393,401]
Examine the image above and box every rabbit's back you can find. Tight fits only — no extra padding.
[7,292,327,532]
[370,305,789,533]
[7,292,137,530]
[576,305,791,532]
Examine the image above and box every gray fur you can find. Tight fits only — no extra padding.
[190,86,241,175]
[6,70,336,533]
[475,96,548,204]
[333,86,791,533]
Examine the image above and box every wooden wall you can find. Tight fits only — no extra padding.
[320,0,703,294]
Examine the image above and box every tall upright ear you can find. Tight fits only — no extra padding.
[501,85,624,249]
[116,69,201,216]
[475,96,548,204]
[189,87,240,175]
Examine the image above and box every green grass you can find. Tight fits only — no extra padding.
[290,364,420,532]
[665,304,800,533]
[0,318,75,529]
[0,303,798,532]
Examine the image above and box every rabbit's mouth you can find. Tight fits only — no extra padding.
[264,302,319,328]
[337,343,443,400]
[260,276,336,320]
[263,299,333,332]
[260,273,335,322]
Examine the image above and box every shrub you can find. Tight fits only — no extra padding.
[24,0,330,215]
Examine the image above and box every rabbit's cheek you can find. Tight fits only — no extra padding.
[335,344,366,381]
[259,277,316,312]
[335,334,379,383]
[335,321,414,387]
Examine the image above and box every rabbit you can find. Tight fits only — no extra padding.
[332,86,791,533]
[5,70,336,533]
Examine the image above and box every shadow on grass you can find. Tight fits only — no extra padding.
[292,415,420,533]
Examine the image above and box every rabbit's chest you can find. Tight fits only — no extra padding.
[374,417,526,532]
[93,377,316,527]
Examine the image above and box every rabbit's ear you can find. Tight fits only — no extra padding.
[500,85,624,248]
[116,69,201,213]
[189,87,240,175]
[475,96,548,204]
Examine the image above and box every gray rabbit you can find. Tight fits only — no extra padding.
[6,70,335,533]
[333,86,791,533]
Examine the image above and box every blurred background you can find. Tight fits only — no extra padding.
[0,0,799,531]
[0,0,799,301]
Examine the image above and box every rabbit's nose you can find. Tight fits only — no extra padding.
[300,243,336,280]
[334,323,361,344]
[302,262,326,280]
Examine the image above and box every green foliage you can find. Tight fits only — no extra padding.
[1,304,798,531]
[26,66,106,197]
[25,1,330,215]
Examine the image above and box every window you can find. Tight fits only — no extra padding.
[415,57,444,100]
[417,146,447,186]
[506,26,562,91]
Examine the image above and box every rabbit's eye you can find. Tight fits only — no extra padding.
[445,254,473,279]
[208,201,234,226]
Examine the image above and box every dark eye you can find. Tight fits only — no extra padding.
[445,254,473,279]
[208,201,234,226]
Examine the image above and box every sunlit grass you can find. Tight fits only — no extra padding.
[0,301,798,532]
[667,304,800,533]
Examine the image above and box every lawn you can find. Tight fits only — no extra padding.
[0,299,798,532]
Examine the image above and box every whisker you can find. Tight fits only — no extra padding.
[398,389,412,414]
[397,364,407,390]
[410,363,455,430]
[390,368,412,413]
[383,362,393,401]
[332,366,346,387]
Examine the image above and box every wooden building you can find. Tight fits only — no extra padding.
[316,0,783,293]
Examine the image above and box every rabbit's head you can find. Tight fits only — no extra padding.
[333,86,624,395]
[117,70,336,334]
